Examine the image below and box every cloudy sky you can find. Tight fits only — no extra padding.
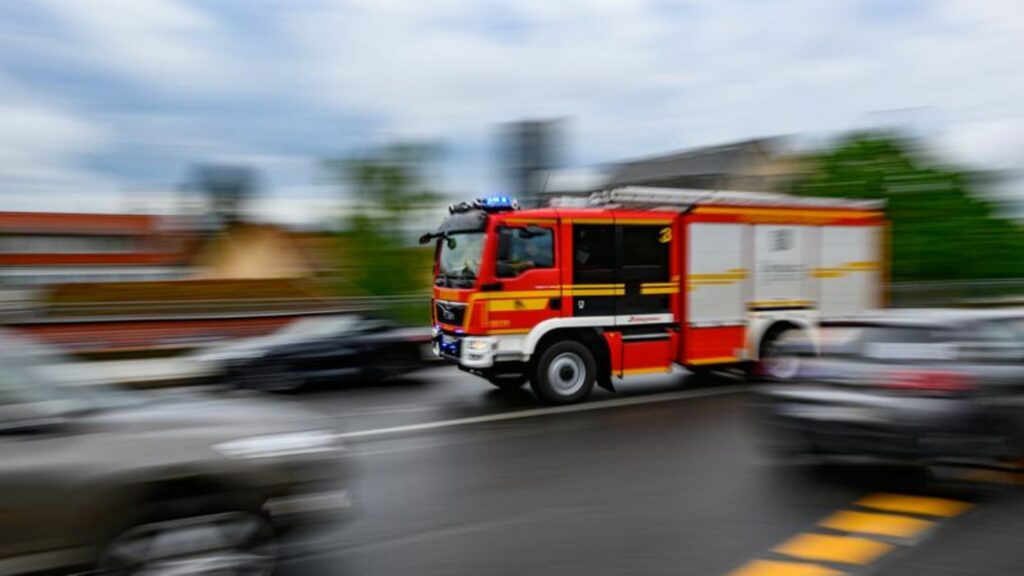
[1,0,1023,224]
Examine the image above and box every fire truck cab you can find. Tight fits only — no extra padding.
[423,187,886,404]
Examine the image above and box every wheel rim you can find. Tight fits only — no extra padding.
[100,512,277,576]
[763,342,800,380]
[547,352,587,396]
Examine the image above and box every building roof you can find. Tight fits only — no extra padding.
[0,211,164,236]
[607,138,779,188]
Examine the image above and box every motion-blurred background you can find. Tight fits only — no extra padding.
[2,1,1024,354]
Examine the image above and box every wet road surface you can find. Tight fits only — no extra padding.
[277,366,1024,575]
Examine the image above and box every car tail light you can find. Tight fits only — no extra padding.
[884,370,975,394]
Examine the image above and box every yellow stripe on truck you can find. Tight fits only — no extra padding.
[487,298,551,312]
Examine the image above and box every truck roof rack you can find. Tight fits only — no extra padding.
[550,186,885,211]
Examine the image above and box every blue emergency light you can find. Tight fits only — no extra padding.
[475,196,520,212]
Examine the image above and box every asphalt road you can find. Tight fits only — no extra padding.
[278,365,1024,576]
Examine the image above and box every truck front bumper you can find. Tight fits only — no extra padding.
[433,329,499,368]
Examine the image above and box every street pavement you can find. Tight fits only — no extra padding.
[275,365,1024,575]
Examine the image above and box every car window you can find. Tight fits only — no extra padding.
[857,326,957,361]
[991,318,1024,343]
[279,316,362,338]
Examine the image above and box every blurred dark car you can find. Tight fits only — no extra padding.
[193,314,429,392]
[0,332,350,575]
[752,309,1024,469]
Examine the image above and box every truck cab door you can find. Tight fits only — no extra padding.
[616,223,673,318]
[488,223,562,333]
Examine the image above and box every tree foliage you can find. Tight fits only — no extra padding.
[190,164,256,226]
[794,133,1024,281]
[324,143,442,322]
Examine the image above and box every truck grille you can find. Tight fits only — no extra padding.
[435,300,467,326]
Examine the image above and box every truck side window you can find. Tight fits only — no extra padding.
[573,225,615,284]
[497,227,554,277]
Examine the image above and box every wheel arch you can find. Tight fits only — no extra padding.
[531,326,613,391]
[746,315,818,360]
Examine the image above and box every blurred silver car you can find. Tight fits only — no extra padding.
[752,309,1024,468]
[0,331,350,575]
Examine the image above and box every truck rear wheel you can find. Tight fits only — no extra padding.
[757,326,806,381]
[530,340,596,404]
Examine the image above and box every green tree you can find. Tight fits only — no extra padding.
[324,143,442,323]
[189,164,257,226]
[794,133,1024,282]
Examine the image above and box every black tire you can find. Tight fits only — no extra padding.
[368,349,421,382]
[530,340,596,404]
[756,327,805,382]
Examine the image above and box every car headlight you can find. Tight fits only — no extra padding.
[214,430,339,460]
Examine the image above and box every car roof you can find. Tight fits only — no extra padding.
[826,308,1024,329]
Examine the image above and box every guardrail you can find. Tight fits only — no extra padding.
[6,279,1024,323]
[1,294,432,324]
[889,279,1024,307]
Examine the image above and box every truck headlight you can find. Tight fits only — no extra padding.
[214,430,338,460]
[466,339,492,352]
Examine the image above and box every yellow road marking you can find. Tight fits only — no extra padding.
[856,493,973,518]
[819,510,934,539]
[728,559,845,576]
[774,533,893,565]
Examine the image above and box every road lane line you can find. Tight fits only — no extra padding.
[727,491,975,575]
[855,493,973,518]
[774,533,893,565]
[727,559,845,576]
[818,510,934,539]
[333,385,746,440]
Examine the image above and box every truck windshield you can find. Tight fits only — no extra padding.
[437,232,485,288]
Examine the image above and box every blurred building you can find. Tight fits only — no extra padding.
[500,119,564,208]
[0,211,195,287]
[192,223,317,279]
[542,137,806,198]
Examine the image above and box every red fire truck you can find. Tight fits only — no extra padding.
[423,187,886,404]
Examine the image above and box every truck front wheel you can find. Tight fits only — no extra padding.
[530,340,596,404]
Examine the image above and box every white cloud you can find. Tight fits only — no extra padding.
[32,0,248,96]
[5,0,1024,220]
[0,70,125,212]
